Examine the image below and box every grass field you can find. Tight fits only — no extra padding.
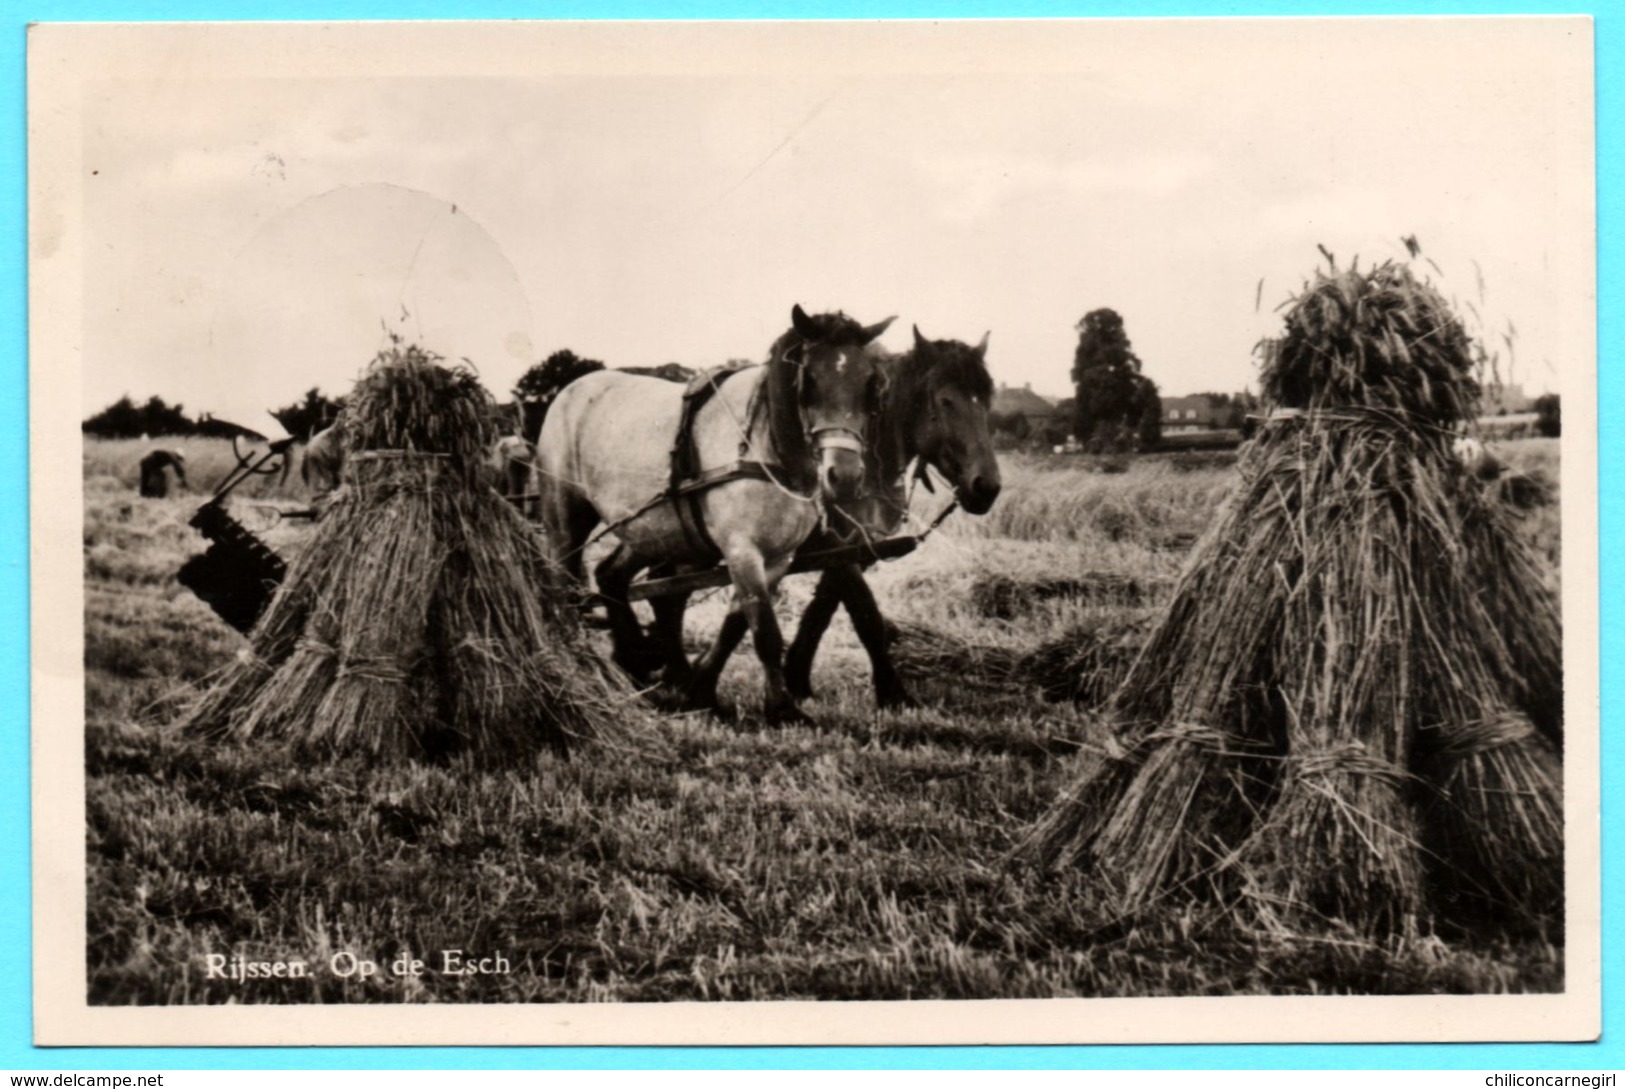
[82,435,1564,1003]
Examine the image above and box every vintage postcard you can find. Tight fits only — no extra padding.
[30,17,1599,1046]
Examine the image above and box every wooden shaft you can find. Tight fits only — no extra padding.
[624,534,918,602]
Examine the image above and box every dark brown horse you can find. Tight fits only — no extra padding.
[784,326,1001,707]
[535,305,894,722]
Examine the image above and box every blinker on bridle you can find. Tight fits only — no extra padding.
[789,341,873,455]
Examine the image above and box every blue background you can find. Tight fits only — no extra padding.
[3,0,1615,1071]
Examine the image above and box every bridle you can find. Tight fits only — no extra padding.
[784,340,881,460]
[813,428,865,456]
[914,375,957,485]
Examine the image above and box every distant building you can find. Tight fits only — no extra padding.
[1158,392,1259,434]
[1483,382,1531,415]
[1160,395,1225,433]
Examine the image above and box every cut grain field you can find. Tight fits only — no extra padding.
[82,436,1563,1003]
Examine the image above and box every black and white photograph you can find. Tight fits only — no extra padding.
[30,17,1598,1045]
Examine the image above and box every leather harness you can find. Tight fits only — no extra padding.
[668,362,807,561]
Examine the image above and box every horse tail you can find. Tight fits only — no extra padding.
[533,381,598,582]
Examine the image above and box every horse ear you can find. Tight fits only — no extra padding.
[860,315,897,345]
[975,331,990,357]
[912,324,928,349]
[791,304,818,340]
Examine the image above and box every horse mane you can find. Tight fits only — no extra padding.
[766,310,873,360]
[903,336,994,403]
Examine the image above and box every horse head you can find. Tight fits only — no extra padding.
[778,304,896,501]
[904,326,1002,515]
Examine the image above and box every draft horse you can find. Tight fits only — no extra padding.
[535,305,895,722]
[785,325,1002,707]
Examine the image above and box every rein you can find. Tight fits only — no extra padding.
[729,364,821,504]
[903,460,962,542]
[558,363,819,566]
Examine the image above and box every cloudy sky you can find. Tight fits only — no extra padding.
[65,17,1592,431]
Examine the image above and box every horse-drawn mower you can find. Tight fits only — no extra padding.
[176,434,303,634]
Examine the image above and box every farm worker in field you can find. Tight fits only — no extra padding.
[1451,435,1506,481]
[300,423,345,513]
[488,433,539,519]
[138,448,187,498]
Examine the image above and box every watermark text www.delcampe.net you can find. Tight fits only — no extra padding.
[11,1077,164,1087]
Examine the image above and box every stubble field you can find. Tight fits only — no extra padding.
[81,435,1563,1004]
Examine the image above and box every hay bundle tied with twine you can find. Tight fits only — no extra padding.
[1028,258,1563,937]
[185,343,633,761]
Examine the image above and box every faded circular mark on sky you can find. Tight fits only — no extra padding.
[207,183,534,434]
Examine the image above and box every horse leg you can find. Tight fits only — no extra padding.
[784,569,844,702]
[649,589,694,688]
[830,564,915,709]
[682,609,749,712]
[724,548,807,725]
[594,544,661,683]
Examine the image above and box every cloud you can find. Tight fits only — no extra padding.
[921,148,1217,224]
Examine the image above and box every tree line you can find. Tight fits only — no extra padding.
[85,329,1556,451]
[81,352,639,445]
[80,394,291,442]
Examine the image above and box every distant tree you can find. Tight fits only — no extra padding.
[1045,398,1081,448]
[1534,393,1561,438]
[1071,309,1159,452]
[514,350,606,409]
[1132,375,1162,449]
[1038,414,1073,449]
[83,394,194,438]
[82,395,143,438]
[139,395,192,436]
[270,388,346,440]
[987,411,1032,449]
